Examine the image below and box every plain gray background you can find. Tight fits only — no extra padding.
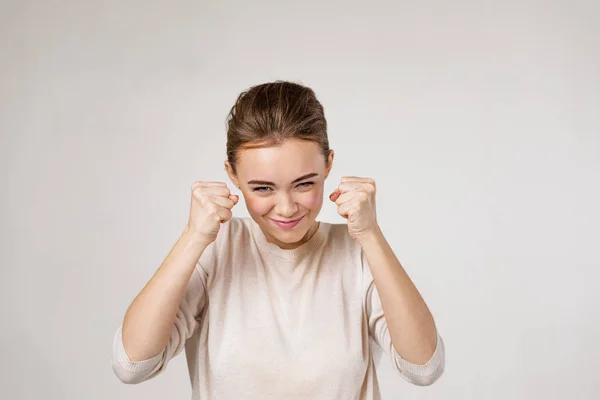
[2,0,599,399]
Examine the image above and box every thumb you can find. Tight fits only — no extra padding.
[329,189,340,202]
[229,194,239,205]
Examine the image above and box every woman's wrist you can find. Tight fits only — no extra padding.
[182,225,212,250]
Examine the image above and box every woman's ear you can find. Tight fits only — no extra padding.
[324,150,335,179]
[224,161,240,189]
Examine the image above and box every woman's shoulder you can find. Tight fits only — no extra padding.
[317,222,366,277]
[319,221,362,252]
[198,217,253,273]
[320,220,348,234]
[216,216,254,243]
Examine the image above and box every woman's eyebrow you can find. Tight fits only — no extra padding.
[247,179,275,186]
[247,172,319,186]
[291,172,318,184]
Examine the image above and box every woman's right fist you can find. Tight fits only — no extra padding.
[185,181,239,245]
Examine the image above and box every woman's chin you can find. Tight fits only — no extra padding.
[269,228,306,246]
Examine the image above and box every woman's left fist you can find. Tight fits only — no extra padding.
[330,176,380,243]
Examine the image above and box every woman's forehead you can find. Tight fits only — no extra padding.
[237,140,324,174]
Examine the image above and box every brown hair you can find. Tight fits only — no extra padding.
[226,81,331,174]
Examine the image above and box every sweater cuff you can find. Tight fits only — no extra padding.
[113,325,163,373]
[392,331,445,377]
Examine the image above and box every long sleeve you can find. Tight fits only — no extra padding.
[111,241,216,384]
[362,250,445,386]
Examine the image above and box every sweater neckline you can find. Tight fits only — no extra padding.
[248,217,327,261]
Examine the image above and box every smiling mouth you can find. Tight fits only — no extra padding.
[273,217,303,223]
[270,216,305,229]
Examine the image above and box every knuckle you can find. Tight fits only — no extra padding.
[192,188,205,199]
[210,186,229,196]
[205,201,218,213]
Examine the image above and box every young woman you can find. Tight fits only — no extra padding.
[112,81,445,399]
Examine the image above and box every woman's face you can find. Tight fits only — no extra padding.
[227,139,334,249]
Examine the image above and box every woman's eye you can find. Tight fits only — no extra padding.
[253,186,272,192]
[297,182,314,188]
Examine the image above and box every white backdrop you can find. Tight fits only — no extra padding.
[2,1,599,399]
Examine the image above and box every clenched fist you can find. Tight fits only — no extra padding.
[186,181,238,246]
[329,176,379,244]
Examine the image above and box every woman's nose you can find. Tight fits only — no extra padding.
[274,193,299,218]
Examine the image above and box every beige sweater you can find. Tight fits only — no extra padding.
[112,217,445,399]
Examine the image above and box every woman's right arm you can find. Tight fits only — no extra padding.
[121,228,210,362]
[112,182,238,384]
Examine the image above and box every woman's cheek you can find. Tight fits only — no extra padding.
[301,188,323,210]
[245,195,272,216]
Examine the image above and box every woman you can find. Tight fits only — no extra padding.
[112,81,445,399]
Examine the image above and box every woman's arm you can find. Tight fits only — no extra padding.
[360,228,438,365]
[121,227,210,361]
[330,177,440,366]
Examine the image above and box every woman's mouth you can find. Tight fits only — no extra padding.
[270,216,304,230]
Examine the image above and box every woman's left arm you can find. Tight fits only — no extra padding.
[358,229,438,364]
[330,176,439,365]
